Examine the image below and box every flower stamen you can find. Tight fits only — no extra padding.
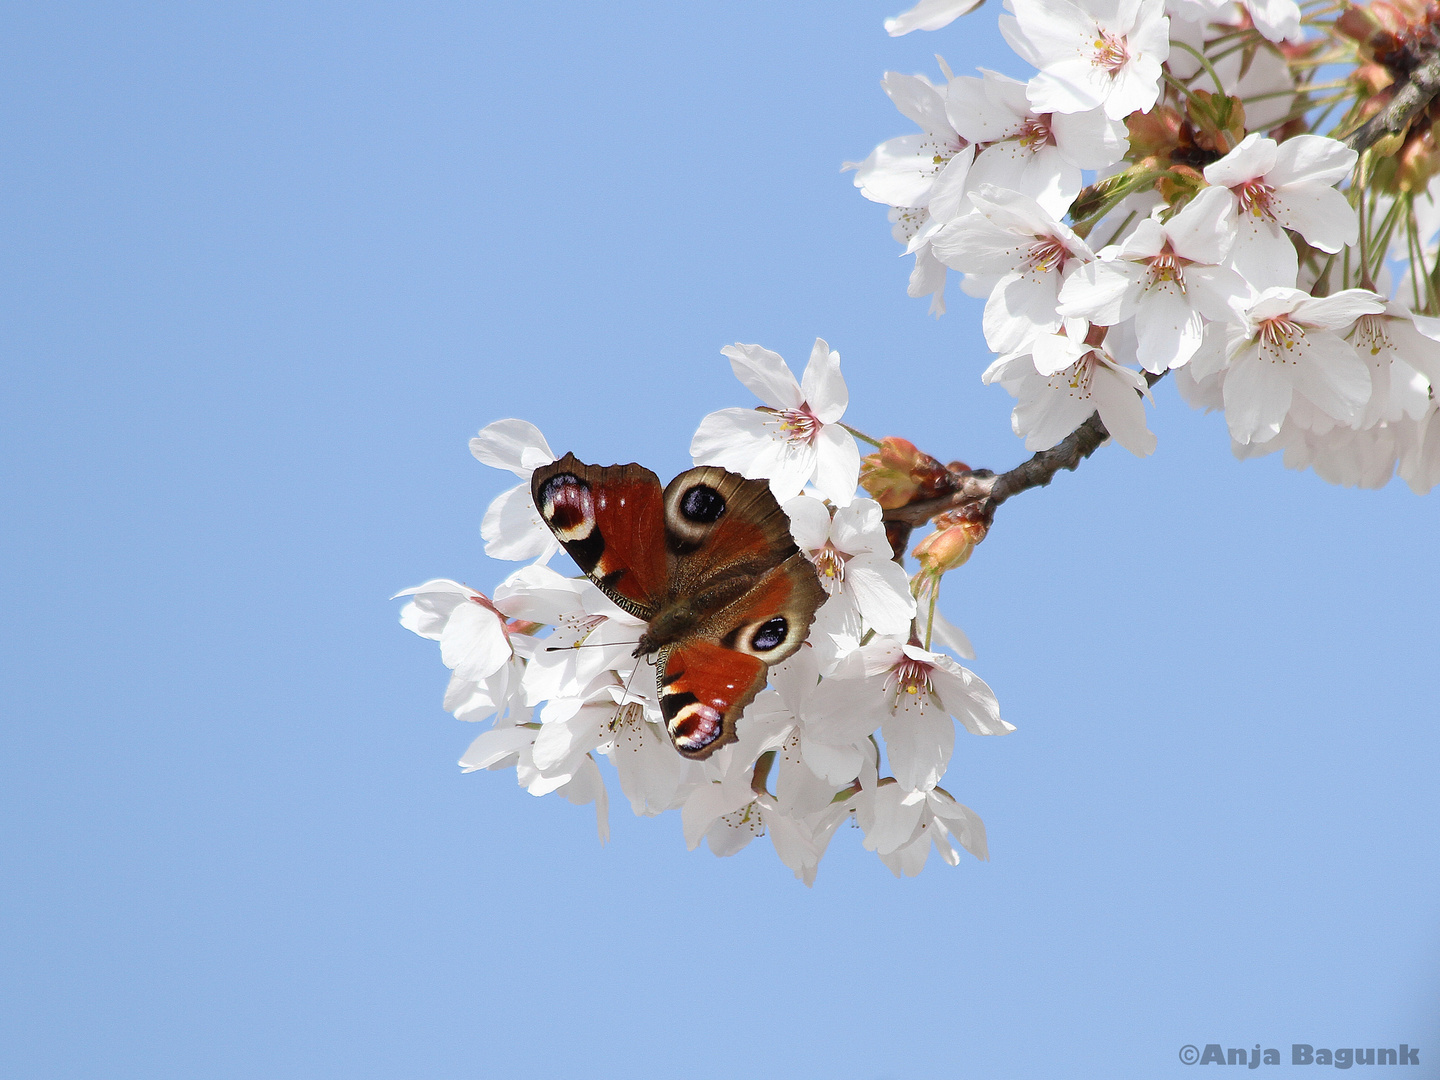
[1016,115,1054,150]
[1090,29,1129,74]
[809,543,848,595]
[759,404,823,447]
[1352,313,1390,356]
[1145,252,1186,291]
[1234,179,1278,220]
[1257,315,1305,361]
[885,656,935,712]
[1029,236,1070,274]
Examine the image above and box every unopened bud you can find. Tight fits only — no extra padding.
[1398,125,1440,192]
[1370,0,1413,37]
[1125,105,1183,163]
[1157,165,1205,206]
[911,510,988,575]
[860,436,953,509]
[1353,62,1396,97]
[1185,90,1246,154]
[1336,4,1390,48]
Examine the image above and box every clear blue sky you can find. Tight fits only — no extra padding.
[3,3,1436,1077]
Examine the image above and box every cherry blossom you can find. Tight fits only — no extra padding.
[945,70,1128,219]
[1192,288,1385,446]
[1233,418,1403,488]
[984,324,1158,456]
[848,73,970,215]
[931,187,1095,354]
[690,339,861,504]
[884,0,984,36]
[1347,302,1440,430]
[1399,405,1440,494]
[396,579,516,693]
[1057,186,1247,372]
[856,782,989,877]
[785,494,916,650]
[831,638,1011,794]
[1203,134,1359,289]
[846,72,976,316]
[744,648,880,796]
[402,0,1440,887]
[604,701,699,817]
[1004,0,1170,121]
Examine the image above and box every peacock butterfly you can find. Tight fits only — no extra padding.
[531,452,826,760]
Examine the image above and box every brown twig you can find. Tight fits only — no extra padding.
[882,373,1164,535]
[1343,50,1440,152]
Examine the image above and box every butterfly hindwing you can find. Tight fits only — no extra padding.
[658,554,826,759]
[531,453,669,617]
[711,552,827,663]
[658,641,767,758]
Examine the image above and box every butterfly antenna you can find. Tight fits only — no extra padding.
[544,640,640,652]
[619,653,642,706]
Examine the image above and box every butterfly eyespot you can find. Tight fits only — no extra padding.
[537,473,595,538]
[750,616,788,652]
[679,484,725,524]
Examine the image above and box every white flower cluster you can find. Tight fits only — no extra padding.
[399,342,1012,883]
[858,0,1440,491]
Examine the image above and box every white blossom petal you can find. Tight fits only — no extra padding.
[469,418,555,476]
[800,338,849,423]
[720,343,804,410]
[885,0,983,35]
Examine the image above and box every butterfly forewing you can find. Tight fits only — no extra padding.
[661,466,802,582]
[531,453,669,617]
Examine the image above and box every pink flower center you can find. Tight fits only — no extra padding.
[1234,179,1277,220]
[1028,235,1071,274]
[1090,30,1129,74]
[1016,115,1054,150]
[886,656,935,710]
[1256,315,1305,361]
[762,404,823,446]
[1145,251,1186,290]
[810,542,848,594]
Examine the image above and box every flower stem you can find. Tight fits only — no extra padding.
[841,423,883,448]
[924,578,938,650]
[1170,41,1225,95]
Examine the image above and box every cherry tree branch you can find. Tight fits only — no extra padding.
[882,373,1163,541]
[882,414,1107,529]
[1343,49,1440,153]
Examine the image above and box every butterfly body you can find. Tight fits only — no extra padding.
[532,452,825,759]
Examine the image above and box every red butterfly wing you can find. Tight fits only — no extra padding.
[531,453,668,616]
[658,641,767,758]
